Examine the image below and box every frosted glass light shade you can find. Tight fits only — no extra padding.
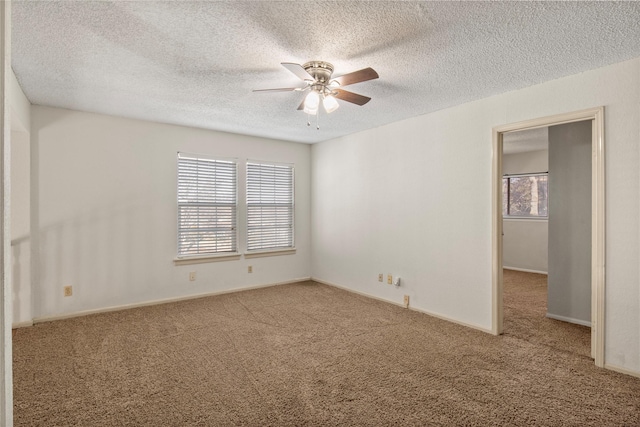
[323,95,339,113]
[304,91,320,109]
[303,104,318,115]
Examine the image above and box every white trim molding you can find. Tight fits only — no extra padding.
[545,313,591,327]
[244,248,296,259]
[503,267,548,275]
[492,107,605,369]
[11,321,33,330]
[312,277,493,334]
[173,253,241,266]
[502,218,549,223]
[0,2,12,424]
[604,364,640,379]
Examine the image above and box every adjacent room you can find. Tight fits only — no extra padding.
[2,1,640,425]
[501,124,592,358]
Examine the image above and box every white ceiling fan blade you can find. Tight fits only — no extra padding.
[253,87,303,93]
[281,62,314,81]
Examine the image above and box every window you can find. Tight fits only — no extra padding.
[503,173,548,218]
[177,153,237,257]
[246,161,294,251]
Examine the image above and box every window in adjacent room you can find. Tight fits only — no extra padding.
[246,161,294,251]
[503,173,548,218]
[177,153,237,257]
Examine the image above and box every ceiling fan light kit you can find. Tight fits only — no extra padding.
[322,94,339,113]
[303,90,320,115]
[254,60,379,129]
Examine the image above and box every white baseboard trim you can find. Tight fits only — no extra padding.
[11,320,33,329]
[409,304,493,334]
[33,277,311,324]
[312,277,406,308]
[604,363,640,379]
[311,277,493,335]
[545,312,591,327]
[503,266,548,275]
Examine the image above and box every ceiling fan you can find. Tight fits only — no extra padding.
[253,61,379,128]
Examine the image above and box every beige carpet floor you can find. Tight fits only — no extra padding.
[502,269,591,359]
[13,274,640,426]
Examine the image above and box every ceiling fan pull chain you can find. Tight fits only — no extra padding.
[307,114,311,127]
[316,110,320,130]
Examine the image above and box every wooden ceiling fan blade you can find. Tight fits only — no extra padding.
[333,89,371,106]
[332,67,379,87]
[253,87,302,93]
[281,62,313,81]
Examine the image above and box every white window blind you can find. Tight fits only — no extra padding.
[247,162,294,251]
[177,153,237,256]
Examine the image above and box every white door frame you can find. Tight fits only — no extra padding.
[491,107,605,368]
[1,0,12,423]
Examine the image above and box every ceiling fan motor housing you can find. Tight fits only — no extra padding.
[302,61,334,84]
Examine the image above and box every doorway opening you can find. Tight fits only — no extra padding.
[492,108,605,367]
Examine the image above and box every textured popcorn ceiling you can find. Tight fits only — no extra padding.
[12,1,640,144]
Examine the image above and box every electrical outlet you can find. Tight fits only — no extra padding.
[63,285,73,297]
[403,295,410,308]
[378,273,383,282]
[387,274,393,285]
[248,265,253,273]
[189,272,196,281]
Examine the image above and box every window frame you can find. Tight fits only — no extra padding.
[245,160,295,254]
[502,171,549,220]
[175,152,239,261]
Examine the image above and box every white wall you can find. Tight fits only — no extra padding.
[10,68,31,327]
[9,68,29,132]
[503,220,548,274]
[548,121,592,325]
[503,149,548,273]
[31,106,311,319]
[312,57,640,374]
[11,129,30,325]
[503,149,548,176]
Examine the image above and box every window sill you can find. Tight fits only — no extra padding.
[244,248,296,259]
[173,253,241,266]
[503,217,549,222]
